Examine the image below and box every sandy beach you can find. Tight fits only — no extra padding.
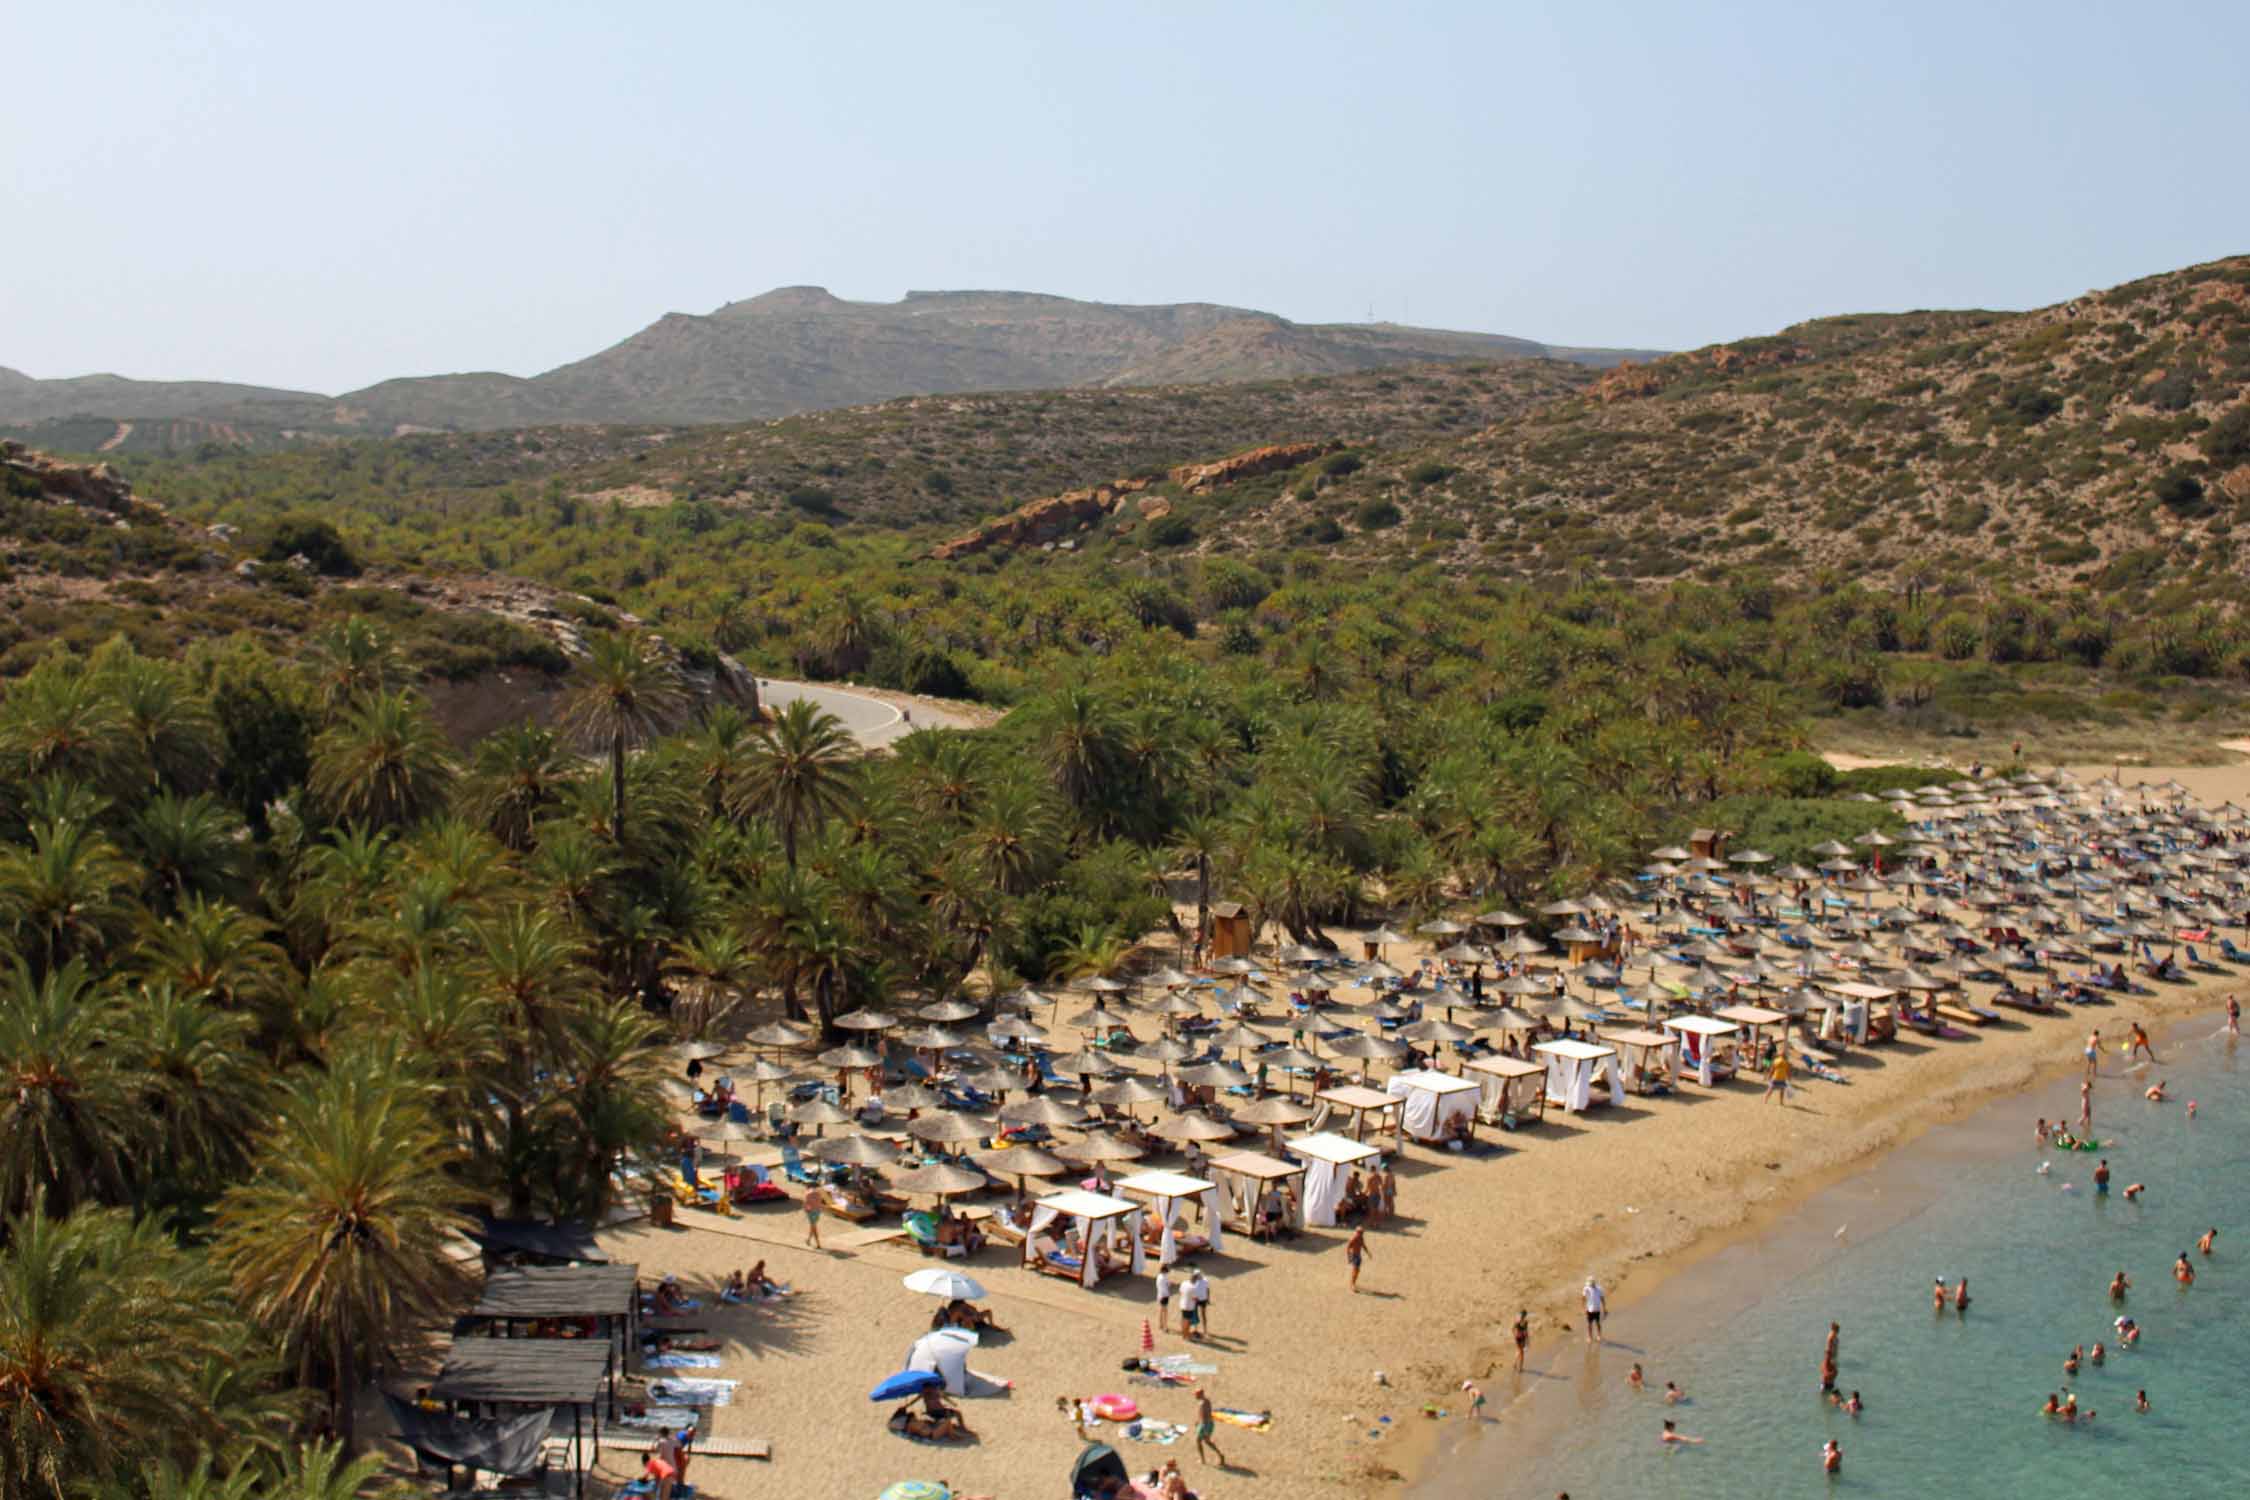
[567,759,2250,1500]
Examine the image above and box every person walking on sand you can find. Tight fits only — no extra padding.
[1193,1387,1226,1467]
[1187,1270,1211,1337]
[1766,1048,1791,1104]
[2084,1030,2102,1080]
[1155,1265,1175,1335]
[1512,1309,1531,1371]
[1583,1277,1607,1343]
[802,1187,824,1249]
[1345,1227,1371,1293]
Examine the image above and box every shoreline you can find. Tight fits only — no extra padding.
[579,759,2250,1500]
[1401,1004,2228,1495]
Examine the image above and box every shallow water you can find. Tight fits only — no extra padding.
[1419,1016,2250,1498]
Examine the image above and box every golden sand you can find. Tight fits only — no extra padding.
[578,760,2250,1499]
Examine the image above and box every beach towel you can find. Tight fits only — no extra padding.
[1122,1419,1186,1443]
[616,1408,697,1430]
[1144,1355,1216,1374]
[1213,1407,1271,1431]
[649,1378,737,1407]
[641,1353,723,1369]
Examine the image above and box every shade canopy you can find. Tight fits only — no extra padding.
[468,1265,638,1322]
[429,1339,609,1406]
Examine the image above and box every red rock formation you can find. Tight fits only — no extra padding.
[1,440,144,512]
[1168,439,1338,493]
[928,478,1155,560]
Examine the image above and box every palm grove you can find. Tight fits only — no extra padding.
[0,571,1808,1497]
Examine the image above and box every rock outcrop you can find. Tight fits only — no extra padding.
[1,439,146,514]
[1167,440,1338,493]
[929,441,1342,560]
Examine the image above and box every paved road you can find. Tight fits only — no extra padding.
[754,678,956,749]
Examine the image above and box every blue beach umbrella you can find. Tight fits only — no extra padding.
[869,1369,945,1402]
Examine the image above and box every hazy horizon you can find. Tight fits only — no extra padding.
[7,0,2247,394]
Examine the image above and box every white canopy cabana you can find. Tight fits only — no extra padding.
[1821,980,1897,1045]
[1533,1038,1622,1112]
[1285,1131,1383,1228]
[1384,1069,1480,1145]
[1023,1188,1145,1288]
[1315,1084,1404,1144]
[1662,1015,1742,1086]
[1716,1003,1789,1063]
[1462,1054,1546,1125]
[1115,1169,1225,1263]
[1602,1026,1679,1095]
[1206,1150,1306,1235]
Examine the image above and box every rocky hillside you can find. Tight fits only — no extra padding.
[1,288,1655,441]
[1116,256,2250,596]
[0,441,752,736]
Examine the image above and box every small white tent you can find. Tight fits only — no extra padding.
[1462,1054,1545,1124]
[1602,1026,1678,1094]
[1662,1015,1742,1086]
[1385,1069,1480,1144]
[1022,1188,1145,1288]
[1116,1170,1225,1263]
[1285,1131,1382,1228]
[1206,1151,1306,1235]
[1533,1038,1622,1112]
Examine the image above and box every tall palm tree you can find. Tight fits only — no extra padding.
[128,792,249,914]
[308,692,456,831]
[560,632,686,842]
[305,619,409,714]
[139,896,294,1027]
[93,644,224,793]
[548,996,670,1223]
[958,775,1061,896]
[455,723,578,851]
[0,960,148,1219]
[731,698,857,868]
[1025,682,1122,818]
[0,1209,271,1499]
[126,982,271,1196]
[215,1046,470,1448]
[0,653,133,794]
[683,704,756,818]
[0,816,142,975]
[469,907,592,1212]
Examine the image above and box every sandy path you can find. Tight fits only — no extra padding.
[583,768,2247,1500]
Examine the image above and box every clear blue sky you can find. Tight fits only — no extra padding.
[6,0,2246,394]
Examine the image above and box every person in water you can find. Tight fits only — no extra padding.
[2109,1269,2131,1301]
[2136,1390,2150,1413]
[1659,1420,1704,1446]
[1953,1278,1971,1312]
[2198,1226,2218,1255]
[1821,1439,1842,1474]
[1933,1277,1949,1313]
[2176,1253,2195,1286]
[1626,1363,1645,1391]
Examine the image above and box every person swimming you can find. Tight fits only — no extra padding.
[1664,1380,1684,1404]
[2124,1182,2146,1202]
[2136,1390,2150,1413]
[1626,1363,1645,1391]
[2090,1342,2106,1366]
[2064,1347,2082,1378]
[1659,1420,1704,1446]
[2176,1253,2196,1286]
[2115,1315,2141,1347]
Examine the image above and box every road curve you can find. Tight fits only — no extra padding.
[753,678,963,750]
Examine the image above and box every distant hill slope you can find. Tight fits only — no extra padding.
[1117,256,2250,594]
[0,289,1656,439]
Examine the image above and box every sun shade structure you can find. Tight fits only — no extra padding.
[1384,1069,1481,1144]
[466,1216,606,1266]
[1022,1188,1146,1288]
[1532,1038,1622,1112]
[1284,1131,1384,1228]
[1662,1014,1743,1086]
[427,1340,616,1489]
[467,1264,638,1324]
[1206,1149,1308,1233]
[1315,1083,1404,1143]
[1462,1053,1547,1124]
[1601,1026,1680,1095]
[1115,1169,1226,1261]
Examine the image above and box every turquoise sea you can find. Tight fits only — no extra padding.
[1417,1014,2249,1499]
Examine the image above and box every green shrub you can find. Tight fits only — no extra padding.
[2201,404,2250,467]
[1144,513,1195,548]
[259,514,360,576]
[1405,460,1455,486]
[1353,498,1402,530]
[2155,469,2208,516]
[1322,452,1364,478]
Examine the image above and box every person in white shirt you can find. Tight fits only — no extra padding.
[1187,1270,1212,1336]
[1583,1276,1607,1343]
[1154,1266,1175,1333]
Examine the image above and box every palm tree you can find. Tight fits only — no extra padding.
[0,1209,272,1499]
[548,996,670,1222]
[958,776,1061,896]
[469,907,592,1212]
[140,896,294,1027]
[215,1045,470,1448]
[731,698,857,868]
[126,982,270,1194]
[683,704,756,818]
[664,926,754,1037]
[560,632,686,842]
[1025,682,1122,817]
[92,643,223,793]
[455,724,578,851]
[305,619,409,714]
[0,653,133,794]
[0,960,147,1219]
[0,816,142,975]
[308,692,456,831]
[128,792,249,914]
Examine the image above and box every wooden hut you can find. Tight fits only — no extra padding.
[1208,901,1253,960]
